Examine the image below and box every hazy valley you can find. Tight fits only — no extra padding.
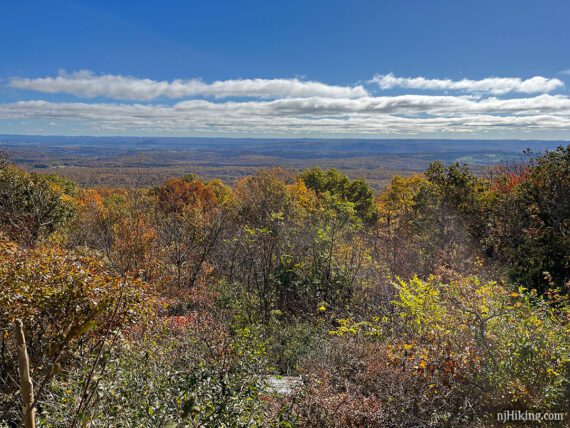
[3,135,564,188]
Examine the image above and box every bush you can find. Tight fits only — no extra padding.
[38,310,278,426]
[295,275,570,426]
[0,234,149,424]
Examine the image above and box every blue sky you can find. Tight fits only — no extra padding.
[1,0,570,139]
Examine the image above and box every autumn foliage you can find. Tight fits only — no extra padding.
[0,146,569,426]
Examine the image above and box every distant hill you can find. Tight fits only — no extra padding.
[1,134,565,154]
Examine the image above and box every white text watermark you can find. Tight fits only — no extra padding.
[497,410,565,423]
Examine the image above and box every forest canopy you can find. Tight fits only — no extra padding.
[1,145,569,427]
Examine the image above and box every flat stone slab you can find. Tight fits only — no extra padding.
[264,376,303,396]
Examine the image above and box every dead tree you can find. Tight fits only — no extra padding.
[13,319,36,428]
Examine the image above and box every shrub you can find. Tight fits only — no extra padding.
[0,234,150,424]
[38,307,278,426]
[296,275,570,426]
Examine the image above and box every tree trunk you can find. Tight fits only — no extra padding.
[13,319,36,428]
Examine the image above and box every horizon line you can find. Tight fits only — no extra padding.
[1,133,569,143]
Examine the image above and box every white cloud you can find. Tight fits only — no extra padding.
[9,70,368,100]
[2,93,570,135]
[4,71,570,137]
[372,73,564,95]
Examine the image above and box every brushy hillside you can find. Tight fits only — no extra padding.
[0,145,568,427]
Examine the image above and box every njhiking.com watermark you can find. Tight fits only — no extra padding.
[497,410,565,423]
